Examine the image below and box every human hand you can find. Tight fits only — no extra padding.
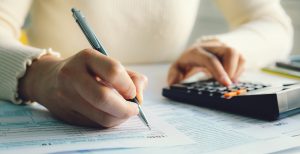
[168,40,245,86]
[18,49,148,128]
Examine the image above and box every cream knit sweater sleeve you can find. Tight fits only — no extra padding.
[213,0,293,68]
[0,0,59,103]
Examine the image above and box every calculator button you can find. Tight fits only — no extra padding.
[170,80,268,99]
[246,87,256,91]
[187,86,196,90]
[196,87,205,91]
[254,85,265,89]
[208,89,217,93]
[224,91,238,98]
[216,87,227,91]
[237,89,247,95]
[229,88,239,92]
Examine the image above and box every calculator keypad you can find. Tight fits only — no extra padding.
[171,80,270,99]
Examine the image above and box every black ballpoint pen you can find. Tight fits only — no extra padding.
[71,8,150,130]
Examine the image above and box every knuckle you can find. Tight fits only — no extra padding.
[205,53,218,64]
[78,49,94,59]
[226,47,236,56]
[107,60,124,79]
[134,73,148,83]
[189,47,200,55]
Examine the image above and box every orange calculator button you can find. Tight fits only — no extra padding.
[224,91,238,98]
[237,89,247,95]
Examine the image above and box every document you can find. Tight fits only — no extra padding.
[52,99,300,154]
[141,99,300,153]
[0,101,193,154]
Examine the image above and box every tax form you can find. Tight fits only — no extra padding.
[0,101,193,154]
[49,99,300,154]
[142,99,300,154]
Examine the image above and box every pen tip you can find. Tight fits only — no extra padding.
[147,125,151,130]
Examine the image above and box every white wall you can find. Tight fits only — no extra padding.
[188,0,300,54]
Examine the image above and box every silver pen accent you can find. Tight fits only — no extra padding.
[131,98,151,130]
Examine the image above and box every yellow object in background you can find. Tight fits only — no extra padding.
[20,30,28,45]
[262,66,300,80]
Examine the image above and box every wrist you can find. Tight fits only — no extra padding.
[18,54,61,103]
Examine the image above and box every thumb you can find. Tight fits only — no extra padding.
[127,70,148,104]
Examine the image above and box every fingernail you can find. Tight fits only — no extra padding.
[221,76,232,86]
[232,78,239,83]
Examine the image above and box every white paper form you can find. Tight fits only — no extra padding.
[142,99,300,154]
[52,99,300,154]
[0,101,193,154]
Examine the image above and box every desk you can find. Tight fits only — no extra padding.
[1,64,300,154]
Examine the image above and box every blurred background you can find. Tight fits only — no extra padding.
[188,0,300,55]
[21,0,299,55]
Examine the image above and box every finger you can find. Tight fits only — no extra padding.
[79,50,136,99]
[71,96,128,128]
[44,93,103,128]
[167,63,184,85]
[232,55,246,82]
[202,53,232,86]
[205,46,239,79]
[72,71,139,118]
[51,109,103,128]
[127,70,148,104]
[180,48,232,86]
[60,80,133,127]
[223,49,239,80]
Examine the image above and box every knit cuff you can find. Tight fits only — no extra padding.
[15,48,60,104]
[0,45,60,104]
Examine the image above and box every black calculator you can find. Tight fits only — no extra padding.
[162,79,300,120]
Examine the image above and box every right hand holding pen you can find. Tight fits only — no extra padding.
[19,49,148,128]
